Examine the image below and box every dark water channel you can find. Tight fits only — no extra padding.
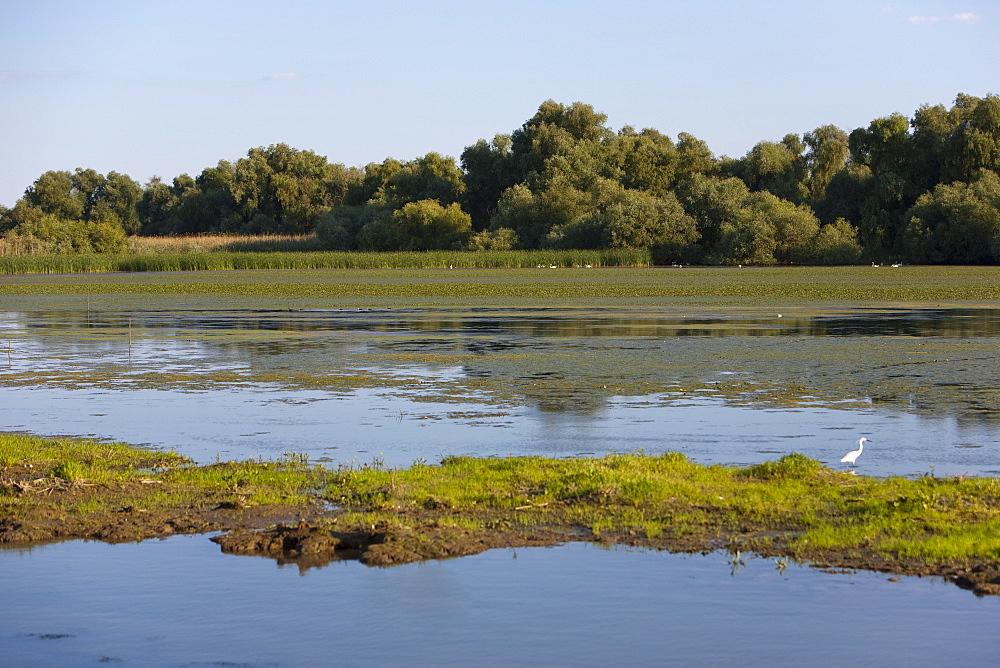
[3,307,1000,664]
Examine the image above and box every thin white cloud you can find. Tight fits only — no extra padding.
[264,72,299,81]
[907,12,979,24]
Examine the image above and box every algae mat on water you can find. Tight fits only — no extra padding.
[2,434,1000,596]
[2,266,1000,310]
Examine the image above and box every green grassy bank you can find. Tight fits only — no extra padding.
[3,434,999,593]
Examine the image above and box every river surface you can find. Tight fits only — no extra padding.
[2,306,1000,664]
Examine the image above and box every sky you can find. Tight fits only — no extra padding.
[2,0,997,207]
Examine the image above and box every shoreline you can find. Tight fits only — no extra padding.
[3,434,999,596]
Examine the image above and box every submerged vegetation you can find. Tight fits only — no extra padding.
[2,434,999,595]
[1,265,999,308]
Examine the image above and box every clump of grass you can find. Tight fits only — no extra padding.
[327,451,1000,566]
[740,452,826,480]
[52,460,84,482]
[0,433,190,474]
[160,458,324,506]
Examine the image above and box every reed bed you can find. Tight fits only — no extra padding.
[0,248,652,275]
[127,234,324,254]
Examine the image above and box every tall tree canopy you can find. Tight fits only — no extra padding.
[5,93,999,265]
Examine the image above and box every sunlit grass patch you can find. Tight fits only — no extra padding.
[4,433,1000,575]
[0,433,189,474]
[326,450,1000,566]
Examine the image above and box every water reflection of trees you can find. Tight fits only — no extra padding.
[808,310,1000,337]
[9,308,1000,421]
[17,308,1000,339]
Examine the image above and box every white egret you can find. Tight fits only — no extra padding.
[840,437,871,467]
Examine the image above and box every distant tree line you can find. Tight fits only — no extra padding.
[2,93,999,264]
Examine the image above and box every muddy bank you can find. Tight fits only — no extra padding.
[3,441,999,597]
[207,515,1000,597]
[0,476,315,544]
[4,477,1000,596]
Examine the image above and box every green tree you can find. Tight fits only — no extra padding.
[17,168,142,240]
[92,171,143,234]
[708,211,778,265]
[675,174,751,259]
[390,200,472,251]
[490,180,589,249]
[943,94,1000,183]
[802,218,863,264]
[675,132,719,181]
[902,170,1000,264]
[847,113,915,259]
[5,214,127,254]
[72,168,105,218]
[745,192,820,263]
[23,170,85,220]
[604,191,698,260]
[509,100,612,186]
[316,203,392,250]
[345,159,403,206]
[461,135,515,230]
[909,102,954,192]
[384,153,465,209]
[0,199,45,233]
[230,144,356,234]
[734,137,805,202]
[802,125,849,204]
[607,127,679,195]
[814,162,873,226]
[467,227,519,251]
[706,192,820,265]
[138,176,180,235]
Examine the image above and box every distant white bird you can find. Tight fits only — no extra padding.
[840,437,871,467]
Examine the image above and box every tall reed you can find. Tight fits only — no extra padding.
[0,249,652,275]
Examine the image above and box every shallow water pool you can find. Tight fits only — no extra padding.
[2,537,998,666]
[3,306,1000,664]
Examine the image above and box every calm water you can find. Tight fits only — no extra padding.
[1,307,999,476]
[2,537,998,666]
[3,307,1000,664]
[1,386,998,478]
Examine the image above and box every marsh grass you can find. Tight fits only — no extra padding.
[1,266,998,309]
[0,434,321,519]
[0,433,189,473]
[328,451,1000,566]
[3,434,1000,570]
[0,248,650,275]
[128,234,324,255]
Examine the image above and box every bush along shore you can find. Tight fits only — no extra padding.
[2,434,999,595]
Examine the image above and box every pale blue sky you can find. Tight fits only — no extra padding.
[2,0,997,206]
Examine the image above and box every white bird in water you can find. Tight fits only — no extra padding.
[840,437,871,468]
